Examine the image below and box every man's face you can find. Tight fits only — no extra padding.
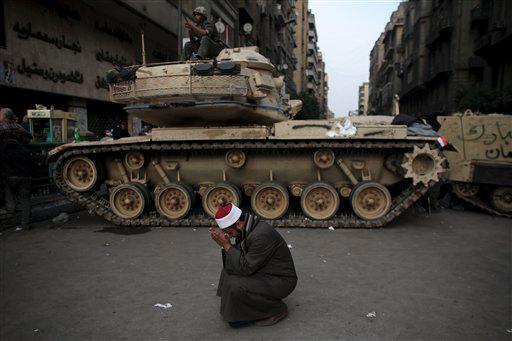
[0,111,5,123]
[194,13,204,23]
[223,220,244,238]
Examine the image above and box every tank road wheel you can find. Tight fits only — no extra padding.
[202,182,242,217]
[300,182,340,220]
[251,182,290,220]
[453,182,479,198]
[110,183,149,219]
[490,187,512,213]
[401,144,445,186]
[350,182,392,221]
[155,183,195,219]
[63,156,99,192]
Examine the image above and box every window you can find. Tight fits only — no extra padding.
[0,0,6,48]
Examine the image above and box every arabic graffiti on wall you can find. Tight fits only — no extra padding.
[95,76,109,90]
[96,49,132,67]
[17,58,83,84]
[461,121,512,159]
[13,22,82,54]
[94,21,133,44]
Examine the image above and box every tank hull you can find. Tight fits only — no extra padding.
[50,121,446,227]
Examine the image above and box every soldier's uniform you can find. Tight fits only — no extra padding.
[182,7,224,60]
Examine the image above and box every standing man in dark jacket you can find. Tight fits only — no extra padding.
[0,108,32,230]
[181,6,224,61]
[209,203,297,327]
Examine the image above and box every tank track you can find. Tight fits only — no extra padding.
[452,189,512,219]
[53,140,434,228]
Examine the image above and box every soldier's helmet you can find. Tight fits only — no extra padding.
[193,6,208,19]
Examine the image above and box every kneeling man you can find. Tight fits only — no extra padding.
[209,204,297,327]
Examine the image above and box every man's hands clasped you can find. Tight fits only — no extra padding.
[209,227,231,251]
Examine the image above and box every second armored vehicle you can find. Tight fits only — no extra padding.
[438,111,512,217]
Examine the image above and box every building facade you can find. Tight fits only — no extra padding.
[292,6,329,117]
[231,0,298,94]
[369,0,512,117]
[317,51,329,117]
[358,82,369,115]
[368,3,407,115]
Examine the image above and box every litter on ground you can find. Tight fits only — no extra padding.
[366,311,376,318]
[154,303,172,309]
[328,226,335,230]
[287,244,293,249]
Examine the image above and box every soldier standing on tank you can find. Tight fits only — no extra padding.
[181,6,224,61]
[0,108,32,231]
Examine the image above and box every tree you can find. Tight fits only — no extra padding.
[291,92,321,119]
[455,87,512,115]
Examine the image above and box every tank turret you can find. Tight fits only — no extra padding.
[108,46,302,127]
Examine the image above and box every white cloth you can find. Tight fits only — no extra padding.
[215,204,242,229]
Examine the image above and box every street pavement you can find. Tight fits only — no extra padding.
[1,208,510,340]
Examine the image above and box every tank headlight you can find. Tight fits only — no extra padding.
[192,63,214,76]
[217,61,240,75]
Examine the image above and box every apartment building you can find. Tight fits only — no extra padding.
[369,0,512,117]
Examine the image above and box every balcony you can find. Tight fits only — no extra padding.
[470,5,490,25]
[306,69,319,84]
[385,46,395,60]
[308,29,317,41]
[307,56,318,66]
[275,4,285,25]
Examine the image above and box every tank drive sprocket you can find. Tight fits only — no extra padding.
[401,143,445,186]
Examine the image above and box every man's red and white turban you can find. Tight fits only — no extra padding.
[215,203,242,229]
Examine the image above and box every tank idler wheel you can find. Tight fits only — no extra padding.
[155,183,195,220]
[110,182,150,219]
[453,182,479,198]
[350,182,391,220]
[490,186,512,213]
[63,156,99,192]
[300,182,340,220]
[202,182,242,217]
[251,182,290,220]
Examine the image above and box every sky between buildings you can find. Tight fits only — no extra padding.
[309,0,401,116]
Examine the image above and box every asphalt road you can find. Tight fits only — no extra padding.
[1,208,510,340]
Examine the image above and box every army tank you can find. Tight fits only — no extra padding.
[438,110,512,217]
[49,47,446,228]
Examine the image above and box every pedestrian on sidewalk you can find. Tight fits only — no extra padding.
[209,203,297,328]
[0,108,32,231]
